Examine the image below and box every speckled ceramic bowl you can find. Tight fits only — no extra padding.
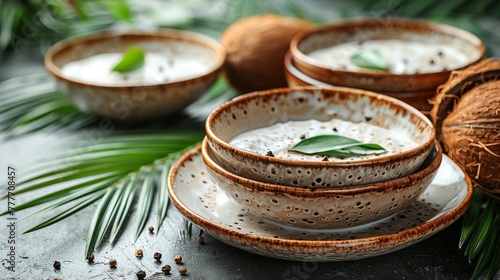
[202,138,442,229]
[289,18,484,93]
[169,145,472,261]
[284,52,436,112]
[45,29,225,122]
[205,86,435,187]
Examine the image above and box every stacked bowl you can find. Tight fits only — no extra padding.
[201,86,440,229]
[285,18,485,112]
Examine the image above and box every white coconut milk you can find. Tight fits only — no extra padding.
[229,119,418,161]
[307,39,471,74]
[61,52,209,85]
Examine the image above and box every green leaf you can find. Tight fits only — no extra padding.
[23,190,106,233]
[471,221,497,280]
[84,186,117,256]
[134,166,157,241]
[93,179,129,249]
[73,0,91,20]
[487,217,500,279]
[350,48,390,71]
[18,180,113,223]
[9,172,123,198]
[110,173,140,243]
[99,0,131,22]
[468,198,496,262]
[156,158,172,234]
[1,176,120,214]
[290,135,386,157]
[111,46,145,73]
[460,189,483,248]
[0,1,25,50]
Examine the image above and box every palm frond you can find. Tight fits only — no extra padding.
[0,73,96,137]
[461,189,500,280]
[460,190,483,248]
[1,131,204,254]
[134,163,157,241]
[156,157,174,235]
[110,173,140,243]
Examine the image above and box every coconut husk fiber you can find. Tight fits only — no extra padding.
[430,58,500,198]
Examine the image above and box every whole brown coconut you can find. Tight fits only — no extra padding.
[221,14,314,94]
[430,59,500,198]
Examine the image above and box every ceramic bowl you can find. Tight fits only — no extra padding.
[289,18,484,93]
[284,52,436,112]
[45,29,225,122]
[202,138,442,229]
[169,145,472,261]
[205,86,436,187]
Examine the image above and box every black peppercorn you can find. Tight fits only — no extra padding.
[86,253,94,262]
[162,264,171,275]
[154,252,162,262]
[322,156,329,161]
[109,258,117,268]
[148,226,154,233]
[53,261,61,270]
[265,151,274,157]
[136,270,146,280]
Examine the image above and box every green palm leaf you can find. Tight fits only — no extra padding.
[471,221,497,280]
[467,197,496,262]
[1,132,204,254]
[156,157,174,234]
[460,189,483,248]
[85,185,118,257]
[0,74,96,137]
[487,223,500,279]
[461,192,500,280]
[134,164,157,241]
[109,173,140,244]
[23,190,106,233]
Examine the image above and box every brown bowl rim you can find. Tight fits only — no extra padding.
[289,18,485,79]
[202,138,442,197]
[205,86,436,168]
[44,28,226,90]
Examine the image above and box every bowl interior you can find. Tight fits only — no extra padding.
[46,29,224,86]
[207,87,434,163]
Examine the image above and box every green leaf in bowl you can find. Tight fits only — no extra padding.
[290,135,386,157]
[350,48,390,71]
[111,46,145,73]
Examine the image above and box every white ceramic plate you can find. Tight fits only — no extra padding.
[168,146,472,262]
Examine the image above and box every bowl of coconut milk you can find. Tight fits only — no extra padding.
[205,86,435,187]
[289,18,485,110]
[45,29,225,122]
